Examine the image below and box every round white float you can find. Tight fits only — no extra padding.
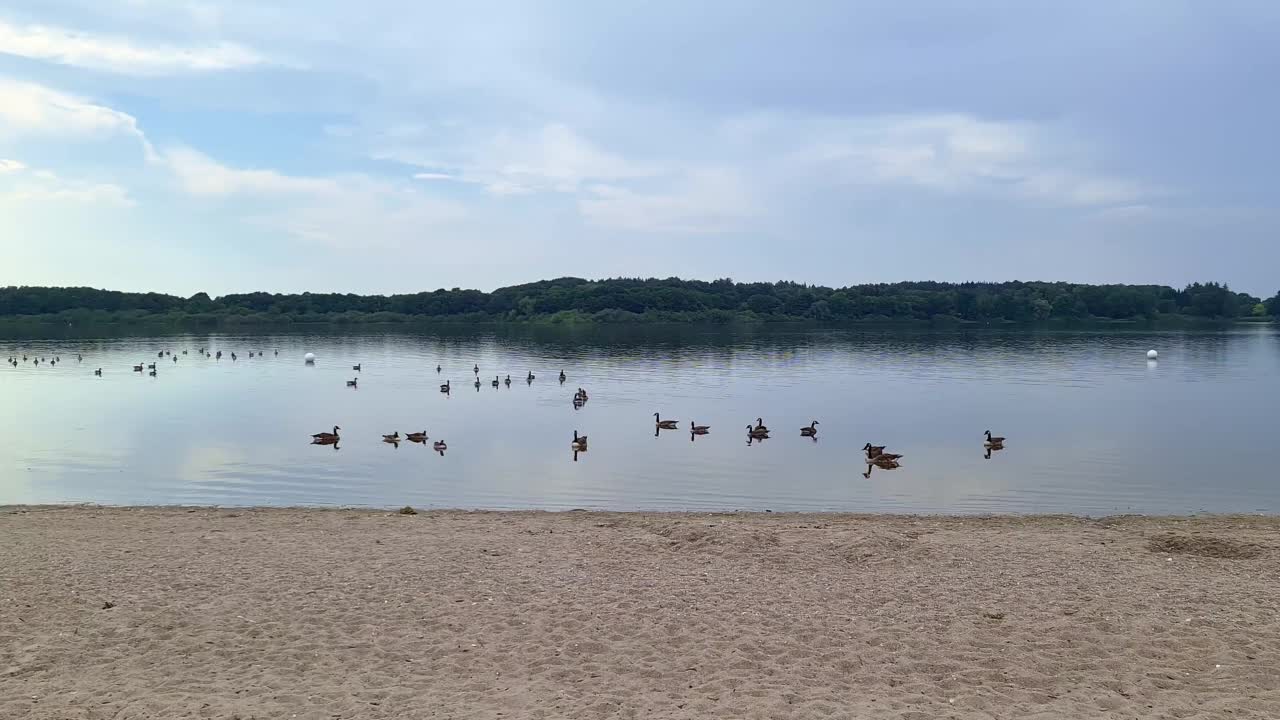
[304,352,316,364]
[1146,349,1158,360]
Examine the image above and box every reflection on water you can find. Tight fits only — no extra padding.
[2,325,1278,515]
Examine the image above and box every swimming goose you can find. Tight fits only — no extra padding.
[147,363,156,370]
[984,430,1006,445]
[312,426,341,441]
[691,421,710,434]
[436,364,441,373]
[474,364,479,374]
[474,378,481,389]
[94,368,102,376]
[405,431,428,443]
[801,421,819,436]
[346,378,358,387]
[527,371,535,381]
[133,364,144,372]
[862,443,886,456]
[492,375,500,387]
[352,363,361,371]
[746,424,770,438]
[654,413,679,429]
[440,380,451,392]
[504,375,511,386]
[572,430,588,449]
[754,418,769,432]
[382,431,400,442]
[559,370,566,383]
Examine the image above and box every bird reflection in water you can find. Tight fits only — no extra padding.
[311,438,340,451]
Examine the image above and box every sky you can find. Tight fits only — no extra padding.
[0,1,1277,297]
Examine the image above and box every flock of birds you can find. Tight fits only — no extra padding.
[7,348,1009,471]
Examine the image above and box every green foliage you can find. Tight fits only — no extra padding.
[0,278,1267,326]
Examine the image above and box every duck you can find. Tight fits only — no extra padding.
[491,375,500,387]
[382,431,400,442]
[352,363,361,371]
[433,440,447,452]
[654,413,679,429]
[690,421,711,434]
[94,368,102,376]
[571,430,588,450]
[800,420,819,437]
[746,424,770,438]
[440,380,451,393]
[984,430,1006,446]
[311,426,341,441]
[346,378,358,387]
[405,431,428,443]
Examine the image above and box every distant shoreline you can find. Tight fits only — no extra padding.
[4,506,1276,719]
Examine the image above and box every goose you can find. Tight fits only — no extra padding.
[754,418,769,432]
[78,354,83,361]
[504,375,511,386]
[436,364,442,373]
[654,413,679,429]
[869,454,901,468]
[216,351,222,359]
[800,420,819,436]
[147,363,156,370]
[148,369,157,377]
[173,356,178,362]
[491,375,500,387]
[473,364,479,374]
[94,368,102,376]
[405,431,428,443]
[440,380,451,393]
[571,430,588,449]
[474,378,481,389]
[559,370,566,383]
[746,424,770,438]
[984,430,1006,446]
[862,443,886,456]
[433,440,447,452]
[231,352,237,361]
[133,364,144,372]
[526,371,535,381]
[311,426,341,441]
[346,378,358,387]
[352,363,361,371]
[274,350,278,356]
[182,350,187,355]
[249,352,254,358]
[690,421,711,434]
[576,388,589,401]
[157,351,164,358]
[382,431,400,442]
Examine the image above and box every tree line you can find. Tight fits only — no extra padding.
[0,279,1275,325]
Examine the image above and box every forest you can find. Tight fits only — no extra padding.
[0,279,1275,326]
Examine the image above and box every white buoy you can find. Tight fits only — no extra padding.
[1147,349,1158,360]
[304,352,316,364]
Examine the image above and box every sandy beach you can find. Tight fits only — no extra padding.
[2,508,1277,719]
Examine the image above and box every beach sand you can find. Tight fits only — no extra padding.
[2,507,1277,719]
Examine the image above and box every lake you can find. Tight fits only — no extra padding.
[2,325,1277,514]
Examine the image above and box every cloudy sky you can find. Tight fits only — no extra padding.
[1,2,1276,296]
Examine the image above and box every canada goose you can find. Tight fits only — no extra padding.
[78,354,83,361]
[249,352,254,358]
[352,363,361,371]
[559,370,566,383]
[504,375,511,386]
[576,388,589,400]
[148,369,157,377]
[346,378,358,387]
[182,350,187,355]
[406,431,428,443]
[158,351,163,358]
[433,440,447,452]
[869,454,901,468]
[746,425,770,438]
[382,431,400,442]
[690,421,711,434]
[473,364,479,374]
[274,350,278,356]
[311,426,341,441]
[173,356,177,362]
[133,364,144,372]
[654,413,679,429]
[474,378,481,389]
[984,430,1006,445]
[436,364,441,373]
[147,363,156,370]
[216,351,222,359]
[94,368,102,376]
[800,421,819,436]
[492,375,500,387]
[526,371,535,381]
[755,418,769,432]
[572,430,588,449]
[231,352,237,361]
[862,443,886,456]
[440,380,451,392]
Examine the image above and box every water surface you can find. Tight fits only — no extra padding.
[2,326,1277,514]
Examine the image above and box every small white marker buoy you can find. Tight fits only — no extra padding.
[1147,349,1158,360]
[304,352,316,364]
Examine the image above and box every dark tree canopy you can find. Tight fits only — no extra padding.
[0,278,1269,325]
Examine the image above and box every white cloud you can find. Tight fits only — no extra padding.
[0,18,267,75]
[0,78,151,153]
[0,165,133,207]
[579,168,756,234]
[162,146,466,247]
[412,172,454,181]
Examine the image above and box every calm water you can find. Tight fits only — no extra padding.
[2,326,1277,515]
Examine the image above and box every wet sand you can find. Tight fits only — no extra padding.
[2,507,1278,719]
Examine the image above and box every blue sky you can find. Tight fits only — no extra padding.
[1,1,1276,296]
